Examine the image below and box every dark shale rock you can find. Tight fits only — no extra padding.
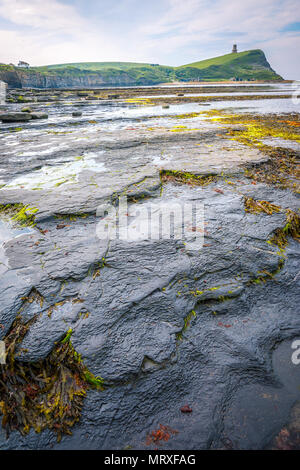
[0,112,32,122]
[0,90,299,450]
[30,112,48,119]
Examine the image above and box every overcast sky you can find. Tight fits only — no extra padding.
[0,0,299,78]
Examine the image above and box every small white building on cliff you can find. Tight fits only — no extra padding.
[18,60,30,68]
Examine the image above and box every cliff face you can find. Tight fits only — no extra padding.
[0,68,140,88]
[0,50,282,88]
[0,69,23,88]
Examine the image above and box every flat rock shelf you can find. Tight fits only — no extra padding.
[0,83,299,450]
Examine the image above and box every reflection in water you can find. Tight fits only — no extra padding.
[3,152,106,190]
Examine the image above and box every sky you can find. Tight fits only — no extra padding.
[0,0,299,78]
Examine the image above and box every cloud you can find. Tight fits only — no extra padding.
[140,0,299,45]
[0,0,299,77]
[0,0,85,31]
[0,0,122,65]
[137,0,300,76]
[259,33,300,79]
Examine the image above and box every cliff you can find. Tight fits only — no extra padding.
[0,50,283,88]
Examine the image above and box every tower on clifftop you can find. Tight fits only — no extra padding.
[232,44,237,53]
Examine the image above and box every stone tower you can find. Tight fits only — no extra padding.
[232,44,237,53]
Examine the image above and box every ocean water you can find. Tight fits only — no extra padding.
[0,84,298,189]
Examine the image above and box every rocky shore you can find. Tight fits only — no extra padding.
[0,86,299,449]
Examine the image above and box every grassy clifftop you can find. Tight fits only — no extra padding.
[39,61,154,71]
[180,49,267,69]
[32,49,282,81]
[0,49,283,88]
[175,49,282,81]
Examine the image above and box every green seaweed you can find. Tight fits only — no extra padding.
[176,310,197,341]
[61,328,73,344]
[54,213,89,222]
[0,317,105,442]
[0,203,38,227]
[83,371,104,389]
[247,258,285,285]
[269,209,300,248]
[160,170,216,187]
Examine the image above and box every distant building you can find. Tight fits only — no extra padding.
[18,61,30,68]
[232,44,238,53]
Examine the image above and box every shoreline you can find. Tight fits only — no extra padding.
[159,79,293,86]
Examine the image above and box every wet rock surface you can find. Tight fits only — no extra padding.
[0,85,299,449]
[0,112,33,122]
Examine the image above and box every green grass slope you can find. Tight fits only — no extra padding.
[176,49,282,81]
[180,50,259,69]
[0,49,283,87]
[34,49,282,81]
[30,62,175,85]
[37,62,154,71]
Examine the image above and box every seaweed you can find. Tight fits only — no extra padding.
[20,288,44,310]
[160,170,216,187]
[60,328,73,344]
[244,197,281,215]
[198,110,299,192]
[269,209,300,248]
[125,98,154,106]
[92,257,108,280]
[0,203,38,227]
[245,146,300,193]
[54,213,89,222]
[176,310,196,341]
[247,258,285,285]
[0,317,104,442]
